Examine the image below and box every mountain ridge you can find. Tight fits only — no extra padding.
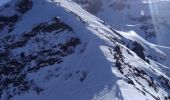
[0,0,170,100]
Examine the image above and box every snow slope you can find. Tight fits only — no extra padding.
[73,0,170,43]
[73,0,170,68]
[0,0,170,100]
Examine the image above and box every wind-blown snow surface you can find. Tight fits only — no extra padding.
[0,0,170,100]
[73,0,170,42]
[73,0,170,67]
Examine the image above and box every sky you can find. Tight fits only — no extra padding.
[0,0,10,6]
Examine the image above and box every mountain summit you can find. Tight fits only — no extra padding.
[0,0,170,100]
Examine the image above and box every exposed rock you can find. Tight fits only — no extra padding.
[131,41,146,61]
[16,0,33,14]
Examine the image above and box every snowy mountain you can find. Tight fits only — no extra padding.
[73,0,170,69]
[0,0,170,100]
[73,0,170,43]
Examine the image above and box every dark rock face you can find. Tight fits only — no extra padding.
[158,75,170,90]
[5,17,73,50]
[0,15,19,33]
[130,41,150,64]
[15,0,33,14]
[131,41,145,61]
[0,17,81,100]
[113,45,124,74]
[0,0,33,34]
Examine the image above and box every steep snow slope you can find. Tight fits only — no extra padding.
[73,0,170,67]
[73,0,170,43]
[0,0,170,100]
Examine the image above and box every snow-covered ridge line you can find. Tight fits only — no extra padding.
[73,0,170,67]
[48,0,121,38]
[0,0,170,100]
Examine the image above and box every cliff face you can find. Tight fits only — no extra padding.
[0,0,170,100]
